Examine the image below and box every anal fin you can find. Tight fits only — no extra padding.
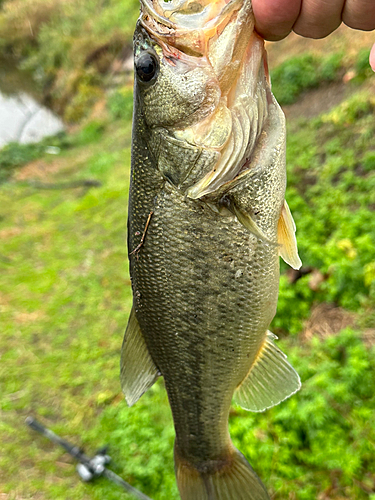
[121,306,160,406]
[234,331,301,412]
[278,200,302,270]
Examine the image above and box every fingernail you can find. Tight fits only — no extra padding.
[370,43,375,72]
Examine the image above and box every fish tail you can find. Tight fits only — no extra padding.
[175,445,270,500]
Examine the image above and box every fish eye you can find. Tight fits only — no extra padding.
[135,52,159,83]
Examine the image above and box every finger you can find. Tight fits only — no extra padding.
[293,0,345,39]
[253,0,302,41]
[370,43,375,72]
[342,0,375,31]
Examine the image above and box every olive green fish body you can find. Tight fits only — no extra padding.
[122,2,302,498]
[130,117,279,460]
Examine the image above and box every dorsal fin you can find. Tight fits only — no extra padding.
[121,307,160,406]
[278,200,302,270]
[234,331,301,412]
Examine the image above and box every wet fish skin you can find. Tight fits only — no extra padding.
[122,2,301,499]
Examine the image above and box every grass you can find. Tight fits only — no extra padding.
[1,8,375,498]
[1,83,375,498]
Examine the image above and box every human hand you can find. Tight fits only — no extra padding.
[252,0,375,71]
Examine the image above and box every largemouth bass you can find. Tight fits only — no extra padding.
[121,1,302,498]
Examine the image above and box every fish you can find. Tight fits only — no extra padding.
[121,1,302,499]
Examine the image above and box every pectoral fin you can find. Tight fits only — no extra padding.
[233,204,275,244]
[121,307,160,406]
[234,331,301,412]
[278,200,302,270]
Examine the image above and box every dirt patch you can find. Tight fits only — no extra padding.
[14,310,46,324]
[14,158,67,181]
[0,227,22,239]
[13,148,93,182]
[283,80,349,120]
[265,24,374,119]
[0,292,10,307]
[303,303,355,341]
[362,329,375,347]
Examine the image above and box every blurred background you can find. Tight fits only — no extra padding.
[0,1,375,499]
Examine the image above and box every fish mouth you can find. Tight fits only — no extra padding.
[139,0,253,65]
[140,0,235,30]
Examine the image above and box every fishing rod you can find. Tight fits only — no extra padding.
[25,416,153,500]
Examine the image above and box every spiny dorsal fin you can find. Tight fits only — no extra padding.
[278,200,302,270]
[121,306,160,406]
[234,331,301,412]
